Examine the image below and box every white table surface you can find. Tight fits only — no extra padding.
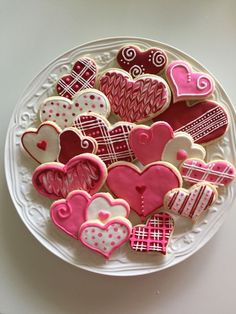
[1,0,236,313]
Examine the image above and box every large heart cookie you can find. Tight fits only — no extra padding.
[99,69,171,123]
[21,121,61,164]
[79,218,132,259]
[56,58,97,99]
[73,113,135,166]
[117,45,167,78]
[164,183,218,220]
[32,153,107,199]
[180,159,235,187]
[166,60,214,102]
[153,100,229,145]
[130,213,174,255]
[129,121,174,165]
[106,162,182,221]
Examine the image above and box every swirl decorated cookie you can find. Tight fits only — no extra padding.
[99,69,171,123]
[117,45,167,78]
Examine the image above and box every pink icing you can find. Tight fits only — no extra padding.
[166,60,214,102]
[98,210,110,221]
[180,159,235,186]
[106,162,182,221]
[32,154,107,199]
[129,121,174,165]
[176,149,188,161]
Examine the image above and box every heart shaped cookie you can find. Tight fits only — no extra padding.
[129,121,174,165]
[73,113,135,166]
[166,60,214,102]
[32,153,107,199]
[99,69,171,123]
[117,45,167,78]
[106,162,182,221]
[130,212,174,255]
[153,100,229,145]
[21,121,61,164]
[56,58,97,99]
[180,159,235,187]
[50,190,90,239]
[79,218,132,259]
[164,183,218,220]
[58,128,97,164]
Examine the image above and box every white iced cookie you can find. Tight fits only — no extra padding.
[162,132,206,167]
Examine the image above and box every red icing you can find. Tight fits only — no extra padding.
[176,149,188,160]
[36,140,47,151]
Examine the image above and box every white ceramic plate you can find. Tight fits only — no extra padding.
[5,37,236,276]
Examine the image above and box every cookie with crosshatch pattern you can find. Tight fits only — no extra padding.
[130,212,174,255]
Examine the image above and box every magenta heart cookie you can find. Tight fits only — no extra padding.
[56,58,97,99]
[58,128,97,164]
[32,153,107,199]
[21,121,61,164]
[166,60,214,102]
[106,162,182,221]
[153,100,229,145]
[73,113,135,166]
[50,190,90,239]
[130,212,174,255]
[79,218,132,259]
[180,159,235,187]
[129,121,174,165]
[99,69,171,123]
[117,45,167,78]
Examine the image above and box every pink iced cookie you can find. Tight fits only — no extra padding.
[79,217,132,259]
[58,128,97,164]
[117,45,167,78]
[21,121,61,164]
[72,89,110,118]
[73,113,135,167]
[130,212,174,255]
[99,69,171,123]
[129,121,174,165]
[32,153,107,199]
[56,58,97,99]
[106,161,182,221]
[180,158,235,187]
[166,60,215,102]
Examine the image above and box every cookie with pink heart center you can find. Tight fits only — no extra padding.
[32,153,107,199]
[56,58,97,99]
[58,128,97,164]
[180,159,235,187]
[106,161,182,221]
[130,212,174,255]
[99,69,171,123]
[166,60,214,102]
[21,121,61,164]
[117,45,167,78]
[73,113,135,166]
[79,218,132,259]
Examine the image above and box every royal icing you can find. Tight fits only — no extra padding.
[164,183,218,220]
[153,100,229,145]
[106,161,182,221]
[21,121,61,164]
[79,218,132,259]
[73,113,135,167]
[162,132,206,167]
[72,89,110,118]
[117,45,167,78]
[180,159,235,187]
[129,122,174,165]
[166,60,214,102]
[99,69,171,123]
[32,153,107,199]
[50,190,90,239]
[130,212,174,255]
[58,128,97,164]
[56,58,97,99]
